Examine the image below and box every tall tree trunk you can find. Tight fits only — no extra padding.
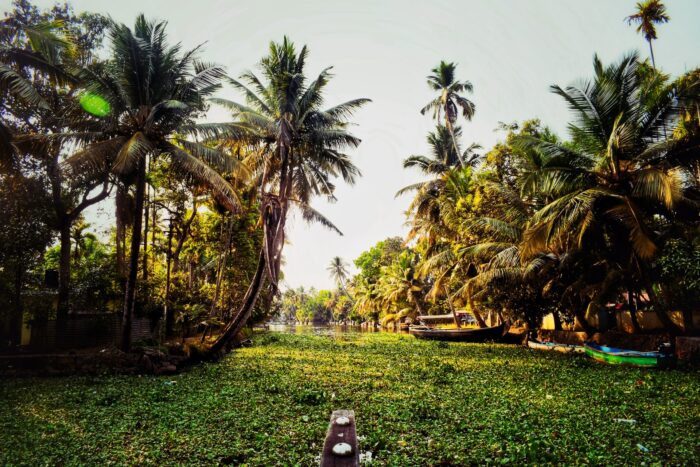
[121,160,146,352]
[627,288,641,333]
[648,40,656,69]
[574,301,597,336]
[142,181,150,291]
[115,184,129,289]
[446,120,465,167]
[208,137,290,355]
[172,199,197,273]
[448,300,461,328]
[56,221,72,325]
[466,284,487,327]
[9,267,23,347]
[552,311,562,331]
[164,219,174,338]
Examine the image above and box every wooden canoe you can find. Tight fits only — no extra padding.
[409,323,507,342]
[528,340,585,354]
[584,342,673,368]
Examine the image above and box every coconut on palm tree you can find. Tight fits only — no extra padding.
[626,0,670,68]
[420,61,476,166]
[208,37,369,353]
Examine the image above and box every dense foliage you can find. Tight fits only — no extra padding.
[336,56,700,333]
[0,0,365,351]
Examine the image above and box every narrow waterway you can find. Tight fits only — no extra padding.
[267,324,407,336]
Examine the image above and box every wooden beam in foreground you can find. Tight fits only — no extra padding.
[320,409,359,467]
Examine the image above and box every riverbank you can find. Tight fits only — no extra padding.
[1,332,698,465]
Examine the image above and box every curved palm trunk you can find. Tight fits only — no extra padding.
[448,300,461,328]
[120,159,146,351]
[574,301,597,336]
[627,287,641,333]
[648,40,656,69]
[445,120,465,167]
[208,140,292,355]
[465,284,487,328]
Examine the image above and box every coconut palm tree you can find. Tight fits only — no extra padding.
[375,250,426,320]
[208,37,369,353]
[626,0,670,69]
[396,125,481,197]
[350,276,381,325]
[63,15,244,350]
[0,17,72,164]
[327,256,350,290]
[420,61,475,166]
[519,52,695,332]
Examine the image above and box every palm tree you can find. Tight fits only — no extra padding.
[350,276,381,326]
[420,61,475,166]
[375,251,426,320]
[208,37,369,353]
[626,0,670,69]
[64,16,243,350]
[396,125,481,197]
[0,17,71,165]
[327,256,350,290]
[520,52,694,332]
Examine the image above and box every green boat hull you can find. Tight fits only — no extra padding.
[584,346,659,367]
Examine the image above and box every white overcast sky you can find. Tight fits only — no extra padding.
[25,0,700,290]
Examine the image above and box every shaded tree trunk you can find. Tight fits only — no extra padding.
[574,301,597,336]
[121,159,146,351]
[115,184,129,288]
[552,311,562,331]
[9,267,23,347]
[466,286,487,328]
[56,222,71,324]
[142,186,149,284]
[172,199,197,273]
[448,300,461,328]
[628,288,641,333]
[164,219,174,338]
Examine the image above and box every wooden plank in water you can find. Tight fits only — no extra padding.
[320,409,359,467]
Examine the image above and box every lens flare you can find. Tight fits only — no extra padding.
[79,92,111,117]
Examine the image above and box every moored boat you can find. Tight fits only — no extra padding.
[584,342,673,368]
[409,322,507,342]
[528,340,585,354]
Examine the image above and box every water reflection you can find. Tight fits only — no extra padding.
[268,324,407,336]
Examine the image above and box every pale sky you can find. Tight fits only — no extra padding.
[27,0,700,290]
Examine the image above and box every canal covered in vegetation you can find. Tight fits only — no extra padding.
[2,331,698,465]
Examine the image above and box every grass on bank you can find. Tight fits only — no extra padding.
[1,331,699,465]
